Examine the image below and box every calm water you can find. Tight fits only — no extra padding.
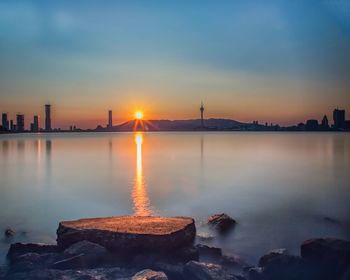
[1,132,350,265]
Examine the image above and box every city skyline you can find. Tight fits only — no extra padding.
[1,1,350,129]
[1,103,349,132]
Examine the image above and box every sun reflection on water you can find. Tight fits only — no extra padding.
[132,132,154,216]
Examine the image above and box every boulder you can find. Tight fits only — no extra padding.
[132,269,168,280]
[184,261,240,280]
[64,240,107,257]
[247,267,265,280]
[221,254,248,268]
[262,254,313,280]
[153,261,184,279]
[196,244,222,260]
[207,213,236,233]
[301,238,350,279]
[301,238,350,264]
[7,243,60,261]
[57,216,196,253]
[9,253,61,272]
[258,248,288,267]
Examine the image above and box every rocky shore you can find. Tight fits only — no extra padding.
[2,214,350,280]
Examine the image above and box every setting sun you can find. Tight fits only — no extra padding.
[135,111,143,120]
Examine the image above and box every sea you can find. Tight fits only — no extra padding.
[0,132,349,265]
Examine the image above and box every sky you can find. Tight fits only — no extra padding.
[1,0,350,129]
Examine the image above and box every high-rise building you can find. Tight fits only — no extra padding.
[31,115,39,132]
[108,110,112,128]
[200,101,204,127]
[321,115,329,129]
[16,114,25,132]
[2,113,9,130]
[333,108,345,129]
[45,104,51,131]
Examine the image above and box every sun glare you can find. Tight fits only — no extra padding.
[135,111,143,120]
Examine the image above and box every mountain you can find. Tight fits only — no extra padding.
[96,118,249,131]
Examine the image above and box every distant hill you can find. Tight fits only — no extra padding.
[96,118,249,131]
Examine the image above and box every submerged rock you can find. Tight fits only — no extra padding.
[132,269,168,280]
[57,216,196,253]
[4,228,15,238]
[207,213,236,233]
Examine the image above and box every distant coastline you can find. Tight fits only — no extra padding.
[1,117,350,134]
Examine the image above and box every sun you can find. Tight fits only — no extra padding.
[135,111,143,120]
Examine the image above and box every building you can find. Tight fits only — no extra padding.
[200,101,204,127]
[16,114,25,132]
[45,104,51,131]
[306,119,319,131]
[333,108,345,129]
[321,115,329,129]
[2,113,9,131]
[108,110,112,128]
[31,115,39,132]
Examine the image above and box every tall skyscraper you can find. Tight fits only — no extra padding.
[16,114,25,132]
[2,113,9,130]
[333,108,345,129]
[200,101,204,127]
[45,104,51,131]
[108,110,112,128]
[31,115,39,132]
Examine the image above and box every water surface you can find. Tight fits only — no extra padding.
[1,132,349,265]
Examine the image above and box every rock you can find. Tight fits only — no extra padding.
[7,243,60,262]
[262,254,313,280]
[9,252,61,272]
[196,244,222,260]
[153,261,184,279]
[51,253,88,270]
[247,267,265,280]
[207,213,236,233]
[64,240,107,257]
[4,228,15,237]
[301,238,350,264]
[170,245,199,263]
[132,269,168,280]
[258,248,288,267]
[197,232,215,241]
[5,267,138,280]
[184,261,240,280]
[57,216,196,253]
[301,238,350,279]
[221,254,248,268]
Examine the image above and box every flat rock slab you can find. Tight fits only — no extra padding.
[57,216,195,252]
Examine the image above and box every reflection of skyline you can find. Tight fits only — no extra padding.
[131,132,154,216]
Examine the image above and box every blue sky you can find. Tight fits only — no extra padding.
[0,0,350,128]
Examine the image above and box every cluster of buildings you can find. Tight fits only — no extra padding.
[1,104,52,133]
[301,108,350,131]
[1,104,349,133]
